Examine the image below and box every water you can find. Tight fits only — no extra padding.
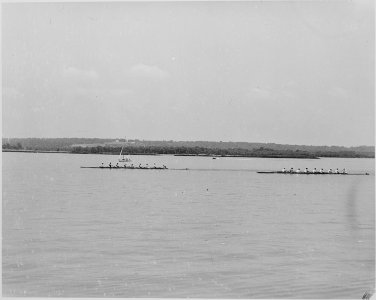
[2,152,375,298]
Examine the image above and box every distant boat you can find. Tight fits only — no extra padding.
[257,171,369,175]
[118,144,131,162]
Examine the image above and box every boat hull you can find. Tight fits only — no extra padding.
[81,166,167,170]
[257,171,369,175]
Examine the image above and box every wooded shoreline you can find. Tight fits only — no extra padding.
[2,138,374,159]
[2,149,321,159]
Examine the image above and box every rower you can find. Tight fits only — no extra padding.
[116,163,119,168]
[342,168,347,174]
[282,168,286,173]
[101,163,104,168]
[328,168,333,173]
[109,162,112,168]
[304,168,309,173]
[319,168,324,173]
[290,167,294,173]
[335,168,339,174]
[312,168,317,173]
[296,168,301,173]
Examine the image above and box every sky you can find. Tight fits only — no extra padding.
[2,1,375,146]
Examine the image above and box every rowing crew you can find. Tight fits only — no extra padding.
[281,167,347,174]
[101,162,168,169]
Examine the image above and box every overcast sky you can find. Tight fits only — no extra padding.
[2,1,374,146]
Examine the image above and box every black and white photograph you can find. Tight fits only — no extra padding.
[2,1,375,298]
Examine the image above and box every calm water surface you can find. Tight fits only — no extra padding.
[2,153,375,298]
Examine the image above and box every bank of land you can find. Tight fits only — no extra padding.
[2,138,374,159]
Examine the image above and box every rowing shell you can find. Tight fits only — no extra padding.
[81,166,169,170]
[257,171,369,175]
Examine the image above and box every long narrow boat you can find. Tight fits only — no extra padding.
[257,171,369,175]
[81,166,167,170]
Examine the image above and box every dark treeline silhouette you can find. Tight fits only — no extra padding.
[2,137,374,158]
[2,142,23,150]
[70,145,317,158]
[2,138,114,152]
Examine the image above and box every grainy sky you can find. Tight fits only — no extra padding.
[2,1,374,146]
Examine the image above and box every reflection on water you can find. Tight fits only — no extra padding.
[346,180,361,233]
[2,153,375,298]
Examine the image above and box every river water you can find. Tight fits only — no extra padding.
[2,152,375,298]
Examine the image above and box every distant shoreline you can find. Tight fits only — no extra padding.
[2,149,70,154]
[4,149,375,159]
[2,149,320,158]
[2,138,374,159]
[173,154,320,159]
[4,150,375,160]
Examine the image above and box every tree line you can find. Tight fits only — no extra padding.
[70,145,316,158]
[2,138,374,158]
